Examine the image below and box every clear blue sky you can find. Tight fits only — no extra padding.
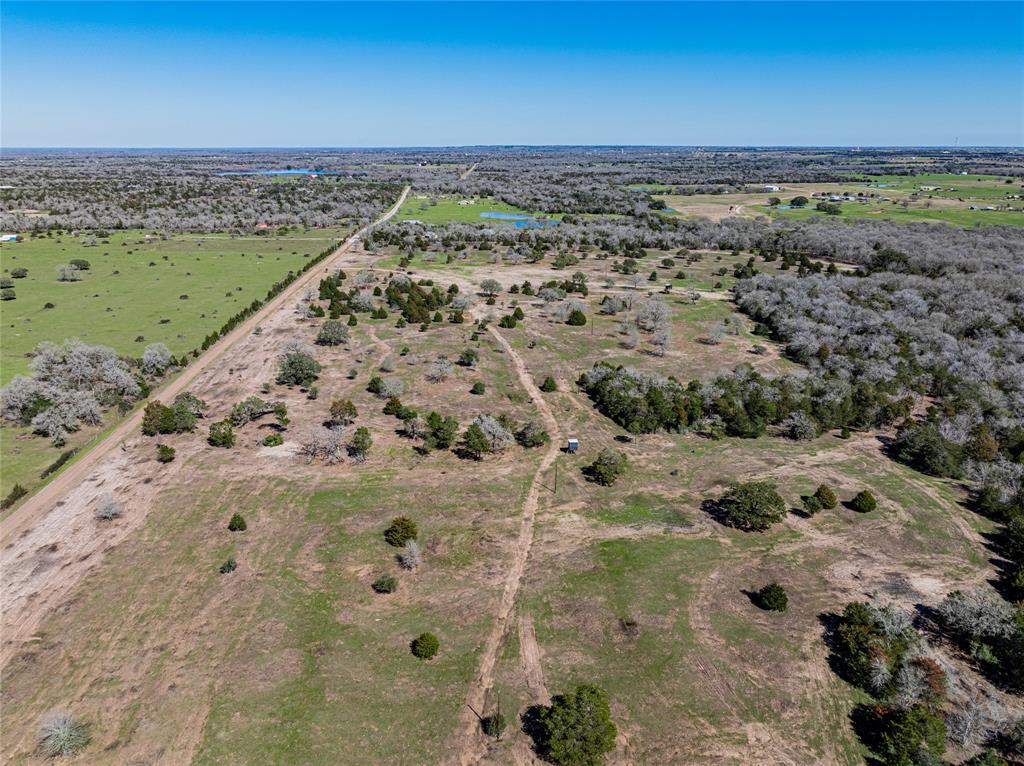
[2,1,1022,147]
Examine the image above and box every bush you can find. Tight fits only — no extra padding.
[156,444,176,463]
[348,426,372,461]
[850,490,877,513]
[803,495,823,515]
[566,309,587,326]
[411,632,439,659]
[482,712,507,738]
[227,513,247,531]
[316,319,349,346]
[262,433,284,447]
[208,420,236,448]
[814,484,838,509]
[757,583,788,612]
[1,483,29,510]
[461,423,490,460]
[372,574,398,594]
[329,398,358,426]
[219,557,237,574]
[584,448,628,486]
[539,376,558,392]
[37,710,90,758]
[470,382,486,395]
[714,481,786,531]
[384,516,418,547]
[526,684,617,766]
[277,351,321,387]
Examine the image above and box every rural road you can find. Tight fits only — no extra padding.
[459,162,477,181]
[0,185,410,547]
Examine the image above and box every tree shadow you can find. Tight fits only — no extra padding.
[520,704,547,759]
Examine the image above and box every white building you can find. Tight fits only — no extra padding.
[764,184,781,192]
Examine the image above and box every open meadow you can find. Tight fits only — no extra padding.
[2,147,1022,766]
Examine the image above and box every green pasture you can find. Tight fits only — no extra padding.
[0,228,349,383]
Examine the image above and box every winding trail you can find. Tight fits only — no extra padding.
[449,324,563,766]
[459,162,478,181]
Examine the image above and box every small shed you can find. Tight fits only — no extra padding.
[567,438,579,453]
[0,234,18,242]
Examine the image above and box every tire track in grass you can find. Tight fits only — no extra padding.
[449,323,562,766]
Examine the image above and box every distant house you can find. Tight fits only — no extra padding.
[457,199,473,206]
[0,234,19,242]
[255,223,269,230]
[764,184,781,192]
[567,438,579,454]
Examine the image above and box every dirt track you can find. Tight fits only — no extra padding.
[448,320,563,766]
[0,187,409,661]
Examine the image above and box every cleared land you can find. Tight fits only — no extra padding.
[0,220,1007,764]
[0,227,351,500]
[656,174,1024,227]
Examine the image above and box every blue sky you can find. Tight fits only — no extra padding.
[2,1,1022,147]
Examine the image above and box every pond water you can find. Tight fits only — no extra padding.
[215,169,338,177]
[479,211,560,228]
[479,211,530,220]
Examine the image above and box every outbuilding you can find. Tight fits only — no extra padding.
[567,438,579,453]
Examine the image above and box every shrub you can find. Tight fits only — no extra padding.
[329,398,358,426]
[850,490,877,513]
[262,433,284,447]
[470,382,486,395]
[277,349,320,387]
[94,494,123,521]
[384,516,418,547]
[566,309,587,326]
[461,423,490,460]
[227,513,247,531]
[714,481,786,531]
[458,348,479,367]
[411,631,439,659]
[517,420,550,448]
[814,484,838,509]
[11,267,27,278]
[156,444,176,463]
[348,426,372,461]
[584,448,628,486]
[372,574,398,594]
[142,401,175,435]
[399,539,422,570]
[803,495,823,515]
[37,711,90,757]
[316,319,349,346]
[757,583,788,612]
[482,712,507,738]
[1,484,29,509]
[208,420,236,448]
[219,557,237,574]
[526,684,617,766]
[539,376,558,392]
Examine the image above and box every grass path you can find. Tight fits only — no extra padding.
[449,321,564,766]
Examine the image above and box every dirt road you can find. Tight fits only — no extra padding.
[449,322,563,766]
[459,162,478,181]
[0,186,409,548]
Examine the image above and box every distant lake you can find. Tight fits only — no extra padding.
[479,211,560,228]
[214,169,338,177]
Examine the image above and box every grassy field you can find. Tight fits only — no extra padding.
[0,241,999,764]
[0,228,349,384]
[395,195,556,225]
[0,227,350,501]
[751,201,1024,227]
[655,173,1024,228]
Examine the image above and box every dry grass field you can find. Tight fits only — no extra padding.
[0,238,1011,765]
